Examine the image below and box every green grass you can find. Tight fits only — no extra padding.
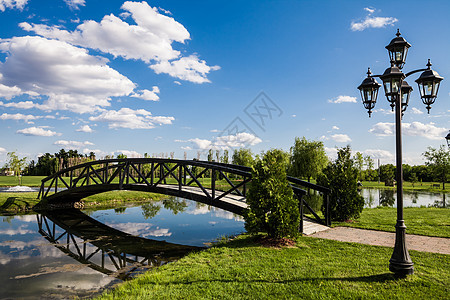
[361,180,449,193]
[0,176,46,187]
[333,207,450,238]
[0,190,168,215]
[97,234,449,300]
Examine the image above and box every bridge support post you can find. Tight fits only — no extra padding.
[299,195,304,234]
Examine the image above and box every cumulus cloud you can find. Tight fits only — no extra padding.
[351,8,398,31]
[330,134,352,143]
[19,1,219,83]
[1,112,38,123]
[186,132,262,150]
[328,95,357,104]
[0,0,28,12]
[16,126,60,136]
[410,107,424,115]
[114,150,142,158]
[130,86,160,101]
[64,0,85,10]
[0,100,36,109]
[0,36,136,113]
[0,147,6,153]
[150,55,220,84]
[369,122,447,140]
[54,140,94,148]
[76,124,93,133]
[89,107,174,129]
[363,149,394,160]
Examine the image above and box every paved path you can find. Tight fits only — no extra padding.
[310,227,450,255]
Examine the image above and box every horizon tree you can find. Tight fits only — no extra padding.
[289,137,328,182]
[423,145,449,189]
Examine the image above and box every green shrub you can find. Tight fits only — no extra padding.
[317,146,364,221]
[244,149,299,238]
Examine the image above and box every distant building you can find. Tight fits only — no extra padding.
[0,169,15,176]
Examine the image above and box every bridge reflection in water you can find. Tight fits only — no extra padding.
[37,208,202,280]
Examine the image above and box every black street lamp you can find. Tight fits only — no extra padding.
[357,29,444,276]
[446,131,450,148]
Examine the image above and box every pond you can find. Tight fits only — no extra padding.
[360,188,448,208]
[0,197,245,299]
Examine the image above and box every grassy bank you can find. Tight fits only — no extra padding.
[0,190,167,215]
[360,180,449,193]
[98,234,449,300]
[333,207,450,238]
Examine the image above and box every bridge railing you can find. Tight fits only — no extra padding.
[38,158,331,227]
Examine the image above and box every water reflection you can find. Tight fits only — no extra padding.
[360,189,449,208]
[37,209,201,281]
[0,198,245,299]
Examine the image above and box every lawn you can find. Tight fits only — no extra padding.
[333,207,450,238]
[97,234,449,300]
[0,190,167,214]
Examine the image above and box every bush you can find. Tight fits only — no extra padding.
[317,146,364,221]
[244,149,299,238]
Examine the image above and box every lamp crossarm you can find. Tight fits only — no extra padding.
[367,68,427,80]
[404,68,427,79]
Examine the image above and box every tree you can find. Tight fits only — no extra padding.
[232,148,254,167]
[317,146,364,221]
[364,155,375,181]
[378,164,395,185]
[244,149,299,239]
[409,172,418,188]
[289,137,328,182]
[353,152,364,181]
[221,150,229,164]
[5,151,27,185]
[423,145,450,189]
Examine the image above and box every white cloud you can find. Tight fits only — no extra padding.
[114,150,142,158]
[0,147,6,153]
[187,132,262,150]
[0,36,136,113]
[130,86,160,101]
[330,134,351,143]
[363,149,394,161]
[89,107,174,129]
[54,140,94,149]
[19,2,219,84]
[410,107,424,115]
[369,122,447,140]
[332,126,339,130]
[150,55,220,84]
[188,138,212,150]
[328,95,357,104]
[0,0,28,12]
[351,16,398,31]
[364,7,375,14]
[76,124,93,133]
[215,132,262,148]
[173,81,181,85]
[0,112,38,122]
[0,100,36,109]
[64,0,85,10]
[16,126,60,136]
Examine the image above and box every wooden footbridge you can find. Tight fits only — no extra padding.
[38,158,331,234]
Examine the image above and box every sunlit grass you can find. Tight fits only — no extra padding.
[98,234,449,299]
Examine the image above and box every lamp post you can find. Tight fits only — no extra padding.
[446,131,450,148]
[357,29,444,276]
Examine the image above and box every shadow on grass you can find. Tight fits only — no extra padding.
[142,273,399,287]
[0,197,30,211]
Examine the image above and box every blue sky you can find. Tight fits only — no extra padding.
[0,0,449,166]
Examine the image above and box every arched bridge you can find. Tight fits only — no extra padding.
[38,158,331,231]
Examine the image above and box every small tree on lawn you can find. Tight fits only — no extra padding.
[244,149,299,239]
[5,151,27,185]
[317,146,364,221]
